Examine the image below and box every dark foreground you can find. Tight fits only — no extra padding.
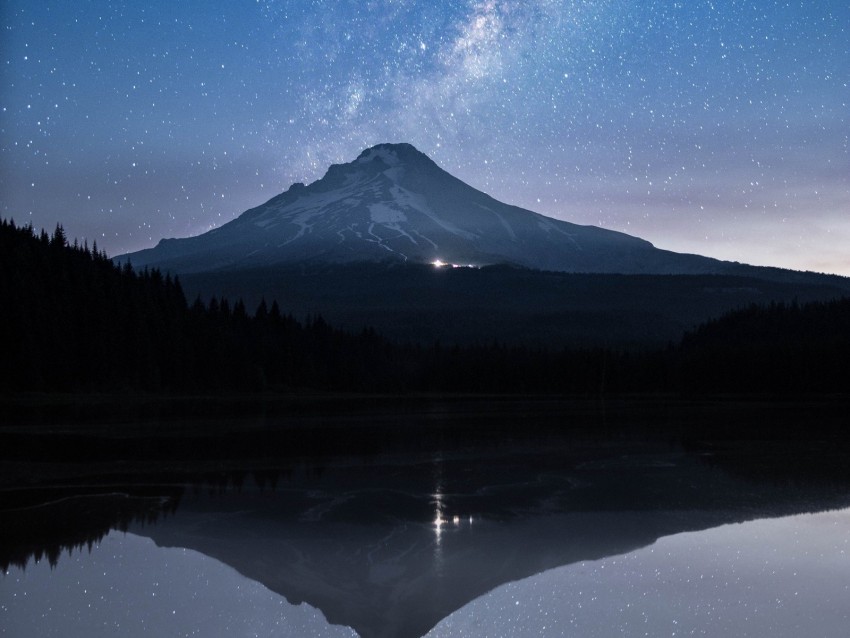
[3,393,849,489]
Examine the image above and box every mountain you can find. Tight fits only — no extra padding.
[121,142,736,275]
[118,143,849,347]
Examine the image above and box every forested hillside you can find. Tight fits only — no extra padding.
[178,262,850,349]
[0,218,399,392]
[678,299,850,393]
[2,218,848,396]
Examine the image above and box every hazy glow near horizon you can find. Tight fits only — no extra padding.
[1,1,847,274]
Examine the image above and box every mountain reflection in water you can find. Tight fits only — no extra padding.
[4,507,848,638]
[426,508,850,637]
[2,399,850,637]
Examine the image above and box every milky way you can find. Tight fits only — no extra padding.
[1,1,847,273]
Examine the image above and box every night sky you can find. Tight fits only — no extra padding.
[2,1,848,274]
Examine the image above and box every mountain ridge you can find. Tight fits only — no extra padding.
[120,142,740,276]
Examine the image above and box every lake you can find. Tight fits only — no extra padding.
[2,397,849,637]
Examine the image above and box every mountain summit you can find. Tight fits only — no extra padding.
[121,143,730,274]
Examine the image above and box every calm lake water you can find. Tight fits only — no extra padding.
[2,398,849,637]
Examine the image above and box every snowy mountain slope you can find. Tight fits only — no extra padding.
[119,143,729,275]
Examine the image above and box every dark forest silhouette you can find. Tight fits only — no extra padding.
[2,217,848,395]
[0,489,182,572]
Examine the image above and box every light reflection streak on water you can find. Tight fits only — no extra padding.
[432,454,445,575]
[431,454,476,579]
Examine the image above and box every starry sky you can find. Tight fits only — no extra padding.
[1,1,848,274]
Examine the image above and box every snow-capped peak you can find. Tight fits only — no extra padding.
[121,142,727,276]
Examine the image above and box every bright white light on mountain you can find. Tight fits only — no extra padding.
[433,259,480,269]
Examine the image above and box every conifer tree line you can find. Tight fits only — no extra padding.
[2,218,848,395]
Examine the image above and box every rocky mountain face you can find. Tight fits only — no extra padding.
[120,143,732,275]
